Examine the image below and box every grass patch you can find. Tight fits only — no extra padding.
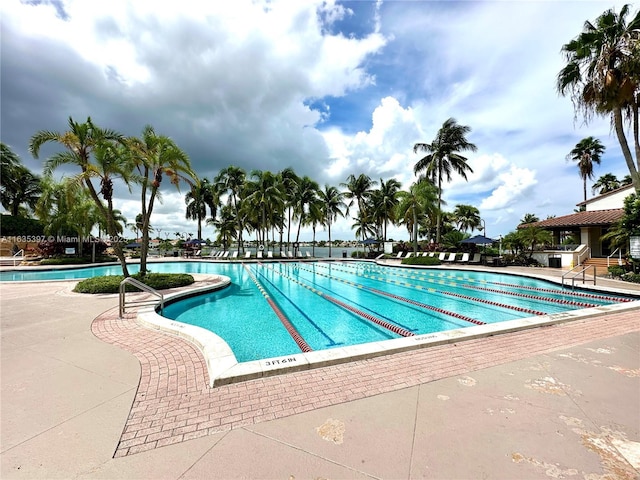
[74,273,195,294]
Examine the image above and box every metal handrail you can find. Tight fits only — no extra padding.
[119,277,164,318]
[13,249,24,267]
[562,264,596,290]
[577,246,590,266]
[607,247,621,268]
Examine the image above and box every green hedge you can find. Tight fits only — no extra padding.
[74,273,194,294]
[401,255,441,266]
[41,256,116,265]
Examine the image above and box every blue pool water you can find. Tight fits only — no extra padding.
[3,261,631,362]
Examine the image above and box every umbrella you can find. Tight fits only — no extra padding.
[184,238,206,245]
[460,235,494,245]
[360,238,379,245]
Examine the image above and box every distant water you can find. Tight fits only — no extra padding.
[243,246,371,258]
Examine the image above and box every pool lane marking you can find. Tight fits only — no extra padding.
[279,263,418,332]
[262,263,414,337]
[319,263,542,318]
[335,262,599,309]
[300,263,487,325]
[344,262,627,304]
[242,264,312,353]
[252,265,339,346]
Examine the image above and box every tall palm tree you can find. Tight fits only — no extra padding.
[29,117,131,276]
[278,167,300,248]
[557,4,640,193]
[207,205,237,251]
[244,170,283,249]
[351,211,377,247]
[185,178,218,240]
[341,173,376,224]
[591,173,621,195]
[215,166,246,252]
[1,143,42,217]
[306,196,325,257]
[396,181,438,253]
[128,125,195,276]
[292,176,320,251]
[567,136,606,201]
[318,185,346,257]
[452,204,481,232]
[372,178,401,245]
[413,117,478,243]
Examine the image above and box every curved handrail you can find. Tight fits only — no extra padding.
[607,247,621,268]
[576,246,590,266]
[119,277,164,318]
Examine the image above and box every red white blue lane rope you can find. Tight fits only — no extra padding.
[243,264,312,353]
[335,262,602,309]
[488,281,633,303]
[262,262,414,337]
[299,263,487,325]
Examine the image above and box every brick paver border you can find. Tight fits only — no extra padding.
[91,307,639,457]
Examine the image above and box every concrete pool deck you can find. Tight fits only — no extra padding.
[1,264,639,478]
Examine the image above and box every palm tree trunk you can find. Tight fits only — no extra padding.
[614,108,640,193]
[328,221,332,258]
[412,207,418,253]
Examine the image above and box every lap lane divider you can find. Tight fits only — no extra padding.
[305,263,486,325]
[335,262,598,311]
[242,264,312,353]
[261,262,414,337]
[252,264,340,346]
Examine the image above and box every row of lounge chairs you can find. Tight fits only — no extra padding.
[206,250,313,259]
[395,251,482,264]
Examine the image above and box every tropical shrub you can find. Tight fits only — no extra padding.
[74,273,194,294]
[608,265,627,278]
[402,256,441,266]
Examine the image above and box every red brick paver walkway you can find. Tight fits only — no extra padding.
[91,307,639,457]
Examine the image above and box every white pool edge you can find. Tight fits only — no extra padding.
[135,274,640,388]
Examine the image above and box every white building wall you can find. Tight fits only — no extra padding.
[585,186,633,211]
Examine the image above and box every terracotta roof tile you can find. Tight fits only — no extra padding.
[519,209,624,229]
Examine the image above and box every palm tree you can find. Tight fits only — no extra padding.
[341,173,376,224]
[452,204,481,233]
[520,213,540,225]
[396,181,438,253]
[306,197,325,257]
[413,117,478,243]
[519,226,553,259]
[185,178,218,240]
[557,4,640,193]
[1,144,42,217]
[244,170,283,249]
[567,136,606,201]
[207,205,236,251]
[278,167,300,249]
[351,211,377,247]
[371,178,401,245]
[621,174,634,186]
[29,116,132,276]
[292,176,320,252]
[128,125,195,276]
[317,185,346,257]
[215,166,246,252]
[592,173,621,195]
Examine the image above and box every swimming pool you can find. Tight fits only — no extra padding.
[4,260,637,382]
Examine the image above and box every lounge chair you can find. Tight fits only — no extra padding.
[296,251,303,258]
[257,251,263,259]
[231,251,239,259]
[458,252,470,263]
[222,251,230,258]
[444,252,457,262]
[193,249,201,257]
[305,251,311,258]
[267,251,274,258]
[428,252,435,257]
[396,252,404,259]
[438,252,446,261]
[280,251,286,258]
[469,253,482,264]
[405,252,413,259]
[287,251,294,258]
[244,251,251,259]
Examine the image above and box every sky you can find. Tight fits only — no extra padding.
[1,0,635,243]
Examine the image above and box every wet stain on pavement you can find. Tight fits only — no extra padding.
[316,418,345,445]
